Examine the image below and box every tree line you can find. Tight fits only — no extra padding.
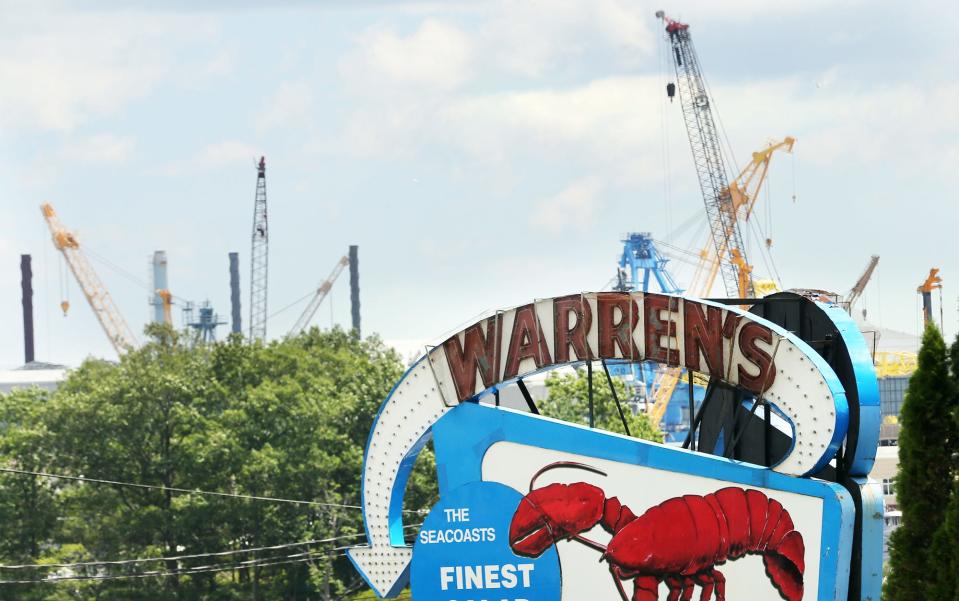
[0,326,430,600]
[0,325,661,600]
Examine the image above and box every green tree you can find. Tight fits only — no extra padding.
[0,325,425,601]
[0,387,58,562]
[539,367,664,443]
[885,323,958,601]
[929,333,959,601]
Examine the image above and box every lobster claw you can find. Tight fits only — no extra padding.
[508,482,606,557]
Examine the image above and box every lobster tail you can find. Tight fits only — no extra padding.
[712,487,806,601]
[763,520,805,601]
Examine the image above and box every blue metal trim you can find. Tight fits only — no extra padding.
[432,403,855,601]
[855,477,885,601]
[815,302,881,477]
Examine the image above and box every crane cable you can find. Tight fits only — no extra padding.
[657,21,674,244]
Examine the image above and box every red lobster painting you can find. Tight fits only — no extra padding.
[508,462,805,601]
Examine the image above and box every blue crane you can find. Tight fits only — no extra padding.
[614,232,683,295]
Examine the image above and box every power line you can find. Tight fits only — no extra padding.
[0,523,423,572]
[0,549,347,585]
[0,534,356,571]
[0,466,358,509]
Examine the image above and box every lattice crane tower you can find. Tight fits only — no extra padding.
[249,156,269,341]
[658,11,753,298]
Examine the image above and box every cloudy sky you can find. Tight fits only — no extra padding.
[1,0,956,368]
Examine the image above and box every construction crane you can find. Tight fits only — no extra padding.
[646,11,796,425]
[845,255,880,316]
[288,256,350,337]
[249,156,269,341]
[646,139,794,426]
[614,233,683,294]
[686,137,795,298]
[40,203,138,355]
[918,268,942,327]
[657,10,752,298]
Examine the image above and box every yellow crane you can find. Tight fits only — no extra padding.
[647,137,795,425]
[918,268,942,327]
[41,203,138,355]
[156,289,173,325]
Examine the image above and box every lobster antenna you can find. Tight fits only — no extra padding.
[528,461,607,491]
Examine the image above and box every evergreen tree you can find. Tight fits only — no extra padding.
[928,334,959,601]
[885,323,957,601]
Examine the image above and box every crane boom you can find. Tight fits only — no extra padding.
[846,255,879,311]
[658,11,751,298]
[250,156,269,341]
[288,256,350,337]
[918,268,942,327]
[40,203,138,355]
[645,137,793,424]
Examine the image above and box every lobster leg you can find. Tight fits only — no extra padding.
[665,576,683,601]
[609,566,631,601]
[632,575,659,601]
[712,569,726,601]
[680,576,697,601]
[693,571,714,601]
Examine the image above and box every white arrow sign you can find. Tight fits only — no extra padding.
[347,293,849,597]
[346,356,454,597]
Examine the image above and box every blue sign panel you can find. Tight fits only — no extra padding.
[411,480,561,601]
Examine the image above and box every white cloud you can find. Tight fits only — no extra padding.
[0,6,224,133]
[59,134,136,164]
[154,140,260,175]
[194,141,260,168]
[344,18,473,91]
[440,76,664,179]
[531,177,605,234]
[259,80,315,131]
[480,0,654,77]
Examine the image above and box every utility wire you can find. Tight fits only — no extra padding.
[0,534,358,571]
[1,521,427,585]
[0,466,357,509]
[0,549,346,585]
[0,523,424,572]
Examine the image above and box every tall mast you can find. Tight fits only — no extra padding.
[658,12,752,297]
[249,156,268,341]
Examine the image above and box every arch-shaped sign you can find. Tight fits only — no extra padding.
[347,292,849,598]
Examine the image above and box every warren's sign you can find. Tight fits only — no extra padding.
[437,293,778,401]
[347,292,853,599]
[428,293,848,477]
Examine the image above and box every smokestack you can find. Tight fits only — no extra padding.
[151,251,169,324]
[21,254,34,364]
[229,252,241,334]
[349,245,360,338]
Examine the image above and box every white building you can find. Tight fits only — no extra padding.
[0,362,67,395]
